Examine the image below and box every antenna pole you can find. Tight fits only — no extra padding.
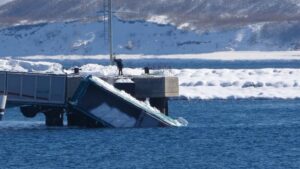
[103,0,107,44]
[108,0,113,65]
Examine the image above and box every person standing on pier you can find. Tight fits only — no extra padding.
[113,57,124,76]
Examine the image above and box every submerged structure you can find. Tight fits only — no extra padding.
[69,76,183,128]
[0,71,187,128]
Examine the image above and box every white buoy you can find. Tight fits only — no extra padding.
[0,95,7,121]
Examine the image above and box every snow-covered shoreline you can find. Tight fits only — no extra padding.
[0,58,299,100]
[13,51,300,61]
[0,59,63,73]
[175,68,300,100]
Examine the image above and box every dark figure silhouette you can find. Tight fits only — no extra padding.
[114,58,123,76]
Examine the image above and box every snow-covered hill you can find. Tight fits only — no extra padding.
[0,18,198,56]
[0,0,13,6]
[0,18,230,56]
[1,0,300,56]
[1,17,300,56]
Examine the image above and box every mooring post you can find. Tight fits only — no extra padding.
[0,94,7,121]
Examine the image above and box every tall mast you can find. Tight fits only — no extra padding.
[108,0,113,65]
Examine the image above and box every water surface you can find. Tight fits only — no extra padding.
[0,99,299,169]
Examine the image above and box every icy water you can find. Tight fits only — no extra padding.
[123,59,300,69]
[0,99,300,169]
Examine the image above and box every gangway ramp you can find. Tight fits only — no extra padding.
[0,72,66,106]
[69,76,184,128]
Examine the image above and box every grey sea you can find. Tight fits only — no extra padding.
[0,99,300,169]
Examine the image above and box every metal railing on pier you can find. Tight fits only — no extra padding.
[0,72,67,106]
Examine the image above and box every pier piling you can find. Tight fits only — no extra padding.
[0,95,7,121]
[44,108,64,127]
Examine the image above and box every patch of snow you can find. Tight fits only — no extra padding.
[115,78,134,83]
[90,103,136,128]
[178,23,190,29]
[0,59,64,74]
[249,23,265,32]
[220,13,232,19]
[147,15,170,25]
[64,63,143,77]
[235,31,244,42]
[73,33,95,48]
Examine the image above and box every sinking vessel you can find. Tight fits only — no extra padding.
[69,75,187,128]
